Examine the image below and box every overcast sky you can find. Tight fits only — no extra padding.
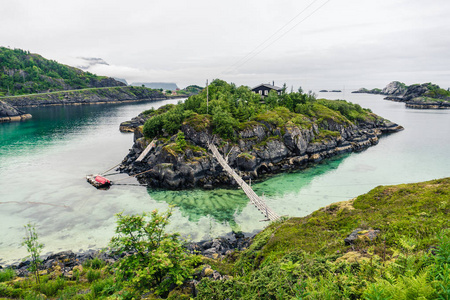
[2,0,450,90]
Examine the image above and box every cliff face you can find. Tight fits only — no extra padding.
[119,117,403,190]
[0,100,31,122]
[1,86,166,107]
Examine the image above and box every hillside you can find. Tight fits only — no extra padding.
[1,178,448,299]
[0,47,125,96]
[176,85,204,96]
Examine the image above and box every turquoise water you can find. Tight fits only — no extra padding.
[1,93,449,264]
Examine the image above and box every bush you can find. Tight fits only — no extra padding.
[110,209,201,296]
[0,268,15,282]
[86,269,101,283]
[212,107,238,139]
[83,257,105,270]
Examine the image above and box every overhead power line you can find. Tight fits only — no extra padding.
[221,0,332,75]
[223,0,322,73]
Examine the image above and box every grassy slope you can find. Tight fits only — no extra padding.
[249,178,449,260]
[197,177,450,299]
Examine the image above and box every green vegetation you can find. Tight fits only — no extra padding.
[1,178,448,299]
[175,85,204,96]
[423,84,450,100]
[110,209,201,297]
[22,224,44,285]
[1,86,163,106]
[0,269,15,283]
[142,79,374,141]
[0,47,122,96]
[196,177,450,299]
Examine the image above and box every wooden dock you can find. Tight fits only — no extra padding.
[208,143,280,221]
[136,139,157,162]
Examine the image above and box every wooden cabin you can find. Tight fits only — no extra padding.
[251,82,282,97]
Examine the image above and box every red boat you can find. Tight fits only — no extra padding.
[86,174,112,188]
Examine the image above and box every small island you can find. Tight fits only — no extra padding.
[119,80,403,190]
[353,81,450,109]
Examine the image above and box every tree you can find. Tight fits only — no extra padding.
[212,106,238,139]
[22,223,44,285]
[175,131,187,152]
[110,210,199,296]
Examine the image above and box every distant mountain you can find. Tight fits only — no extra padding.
[0,47,125,96]
[131,82,178,90]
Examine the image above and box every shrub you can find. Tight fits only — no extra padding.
[22,223,44,285]
[110,209,200,296]
[39,277,65,297]
[0,268,15,282]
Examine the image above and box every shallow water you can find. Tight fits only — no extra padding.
[0,92,449,265]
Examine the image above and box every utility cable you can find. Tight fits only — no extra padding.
[223,0,332,75]
[222,0,322,74]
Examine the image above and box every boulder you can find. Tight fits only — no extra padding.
[0,100,32,122]
[381,81,407,96]
[344,228,381,245]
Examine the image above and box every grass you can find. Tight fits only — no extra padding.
[195,178,450,299]
[311,129,341,143]
[243,178,449,262]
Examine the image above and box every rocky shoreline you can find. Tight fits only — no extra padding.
[0,100,32,122]
[119,113,403,190]
[1,86,167,108]
[1,232,252,275]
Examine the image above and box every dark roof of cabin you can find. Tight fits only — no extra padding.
[251,83,282,91]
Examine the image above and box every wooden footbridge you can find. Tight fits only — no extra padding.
[208,143,280,221]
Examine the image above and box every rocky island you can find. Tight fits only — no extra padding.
[119,80,403,189]
[353,81,450,109]
[352,81,408,96]
[385,82,450,109]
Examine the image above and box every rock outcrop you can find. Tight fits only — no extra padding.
[119,115,403,190]
[381,81,407,96]
[352,81,407,96]
[0,100,32,122]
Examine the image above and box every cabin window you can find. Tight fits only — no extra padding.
[259,90,262,95]
[264,90,268,96]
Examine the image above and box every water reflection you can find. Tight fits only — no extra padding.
[148,188,249,231]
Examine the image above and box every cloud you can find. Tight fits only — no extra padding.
[3,0,450,90]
